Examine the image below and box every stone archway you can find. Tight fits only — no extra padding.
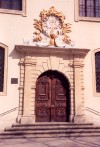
[15,45,90,124]
[35,70,70,122]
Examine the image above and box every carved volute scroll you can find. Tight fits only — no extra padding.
[33,6,71,47]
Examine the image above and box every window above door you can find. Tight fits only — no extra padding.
[0,0,26,16]
[75,0,100,22]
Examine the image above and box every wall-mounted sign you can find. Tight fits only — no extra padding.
[11,78,18,84]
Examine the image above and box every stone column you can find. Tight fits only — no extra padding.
[70,86,75,122]
[74,57,85,123]
[68,61,75,122]
[21,56,33,123]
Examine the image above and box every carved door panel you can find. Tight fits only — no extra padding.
[35,71,68,122]
[51,77,67,122]
[35,76,50,122]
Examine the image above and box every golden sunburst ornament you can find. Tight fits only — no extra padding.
[33,6,71,47]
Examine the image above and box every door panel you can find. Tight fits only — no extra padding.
[51,77,67,122]
[35,71,69,122]
[35,76,50,122]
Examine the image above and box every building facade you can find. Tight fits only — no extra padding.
[0,0,100,131]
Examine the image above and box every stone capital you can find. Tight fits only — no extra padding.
[74,62,84,68]
[24,56,36,66]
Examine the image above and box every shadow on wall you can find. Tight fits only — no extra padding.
[0,107,18,132]
[9,47,21,59]
[85,107,100,116]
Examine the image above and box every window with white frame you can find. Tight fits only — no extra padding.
[0,47,5,92]
[0,43,7,95]
[75,0,100,21]
[95,51,100,93]
[92,49,100,96]
[0,0,26,16]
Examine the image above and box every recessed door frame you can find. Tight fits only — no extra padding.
[35,70,70,122]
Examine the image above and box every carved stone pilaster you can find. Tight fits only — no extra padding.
[21,56,36,123]
[73,58,86,123]
[69,86,74,122]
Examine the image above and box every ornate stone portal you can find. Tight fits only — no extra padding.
[15,46,90,123]
[15,7,90,123]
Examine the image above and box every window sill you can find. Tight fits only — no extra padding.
[75,16,100,22]
[93,91,100,97]
[0,8,26,16]
[0,92,7,96]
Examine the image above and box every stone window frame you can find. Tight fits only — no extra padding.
[75,0,100,22]
[0,43,8,96]
[92,48,100,97]
[0,0,26,16]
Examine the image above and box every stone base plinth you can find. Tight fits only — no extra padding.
[69,115,74,122]
[20,116,35,124]
[74,115,86,123]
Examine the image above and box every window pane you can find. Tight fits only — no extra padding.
[87,0,94,17]
[79,0,100,18]
[0,0,11,9]
[12,0,22,10]
[95,52,100,70]
[0,47,4,92]
[96,0,100,17]
[79,0,85,16]
[95,52,100,92]
[0,0,22,10]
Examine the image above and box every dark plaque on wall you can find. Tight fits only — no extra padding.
[11,78,18,84]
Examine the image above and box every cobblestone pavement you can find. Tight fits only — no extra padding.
[0,137,100,147]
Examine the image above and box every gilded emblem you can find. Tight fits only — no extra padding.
[33,6,72,47]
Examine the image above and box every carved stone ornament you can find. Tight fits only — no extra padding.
[33,6,73,47]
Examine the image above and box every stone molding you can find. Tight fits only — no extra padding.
[15,45,89,56]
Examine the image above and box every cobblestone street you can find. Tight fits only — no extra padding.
[0,137,100,147]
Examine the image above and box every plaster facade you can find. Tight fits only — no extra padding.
[0,0,100,131]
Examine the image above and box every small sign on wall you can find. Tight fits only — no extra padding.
[11,78,18,84]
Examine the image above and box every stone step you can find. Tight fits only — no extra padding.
[0,131,100,139]
[5,126,100,131]
[1,123,100,138]
[2,129,100,134]
[12,122,93,127]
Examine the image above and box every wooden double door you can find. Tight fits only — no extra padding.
[35,71,70,122]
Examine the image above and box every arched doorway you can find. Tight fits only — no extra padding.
[35,70,70,122]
